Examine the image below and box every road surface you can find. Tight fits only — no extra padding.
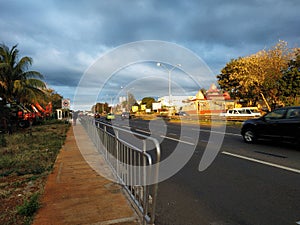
[99,117,300,225]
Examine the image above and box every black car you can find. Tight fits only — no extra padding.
[121,112,132,119]
[241,106,300,144]
[175,111,189,116]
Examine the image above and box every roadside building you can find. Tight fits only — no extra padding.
[154,84,233,115]
[182,84,232,115]
[158,95,194,112]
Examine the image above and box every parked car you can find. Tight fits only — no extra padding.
[220,107,261,117]
[241,106,300,144]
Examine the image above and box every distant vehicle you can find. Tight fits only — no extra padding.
[220,107,261,117]
[121,112,131,119]
[94,113,100,119]
[241,106,300,144]
[106,113,115,120]
[175,111,189,116]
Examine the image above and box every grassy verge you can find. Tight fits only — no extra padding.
[156,115,243,127]
[0,120,70,225]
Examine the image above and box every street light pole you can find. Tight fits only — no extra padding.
[157,62,181,107]
[121,86,134,112]
[127,90,129,112]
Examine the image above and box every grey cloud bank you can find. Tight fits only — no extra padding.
[1,0,299,109]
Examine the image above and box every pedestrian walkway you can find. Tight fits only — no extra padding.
[33,123,140,225]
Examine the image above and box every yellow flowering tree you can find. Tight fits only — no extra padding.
[218,41,292,108]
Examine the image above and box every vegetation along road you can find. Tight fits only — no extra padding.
[0,121,70,225]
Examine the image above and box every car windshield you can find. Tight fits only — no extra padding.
[264,108,286,120]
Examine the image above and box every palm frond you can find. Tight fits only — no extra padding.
[15,56,33,72]
[1,43,46,104]
[22,70,44,80]
[25,78,46,89]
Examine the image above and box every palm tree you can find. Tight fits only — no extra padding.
[0,44,46,104]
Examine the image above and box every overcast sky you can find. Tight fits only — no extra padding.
[1,0,299,109]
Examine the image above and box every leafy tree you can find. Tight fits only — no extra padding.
[141,97,155,109]
[217,58,251,101]
[122,92,136,111]
[217,41,292,107]
[44,88,63,111]
[259,41,292,106]
[128,92,136,108]
[279,48,300,105]
[95,102,109,114]
[0,44,46,104]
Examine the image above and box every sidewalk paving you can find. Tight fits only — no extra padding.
[33,123,140,225]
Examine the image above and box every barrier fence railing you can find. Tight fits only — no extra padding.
[80,117,160,225]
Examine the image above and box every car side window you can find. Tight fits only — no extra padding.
[286,108,300,119]
[264,108,286,120]
[245,109,251,114]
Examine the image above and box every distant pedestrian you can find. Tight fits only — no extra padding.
[7,118,12,135]
[72,111,78,126]
[1,114,12,134]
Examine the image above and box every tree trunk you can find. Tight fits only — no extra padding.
[260,92,271,112]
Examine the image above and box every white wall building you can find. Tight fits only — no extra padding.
[158,95,194,111]
[119,96,126,103]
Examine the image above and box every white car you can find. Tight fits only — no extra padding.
[220,107,261,117]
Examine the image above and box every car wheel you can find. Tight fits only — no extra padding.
[243,129,257,143]
[18,120,30,128]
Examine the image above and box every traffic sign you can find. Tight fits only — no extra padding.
[62,99,70,109]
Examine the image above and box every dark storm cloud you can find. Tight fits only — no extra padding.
[0,0,299,105]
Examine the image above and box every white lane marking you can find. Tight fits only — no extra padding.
[130,129,195,145]
[191,128,242,137]
[120,125,241,137]
[223,132,242,137]
[160,135,195,146]
[222,151,300,174]
[296,220,300,225]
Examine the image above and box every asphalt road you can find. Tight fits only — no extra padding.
[101,117,300,225]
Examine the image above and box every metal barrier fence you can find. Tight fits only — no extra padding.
[80,117,160,225]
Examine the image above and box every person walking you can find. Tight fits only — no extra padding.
[72,111,78,126]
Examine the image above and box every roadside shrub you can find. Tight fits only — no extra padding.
[0,133,7,147]
[17,192,40,217]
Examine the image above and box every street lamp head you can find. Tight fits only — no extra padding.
[157,62,181,68]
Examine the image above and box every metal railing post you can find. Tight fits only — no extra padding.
[80,116,160,225]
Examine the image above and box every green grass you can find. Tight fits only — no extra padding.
[0,120,70,225]
[0,122,69,177]
[17,192,40,217]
